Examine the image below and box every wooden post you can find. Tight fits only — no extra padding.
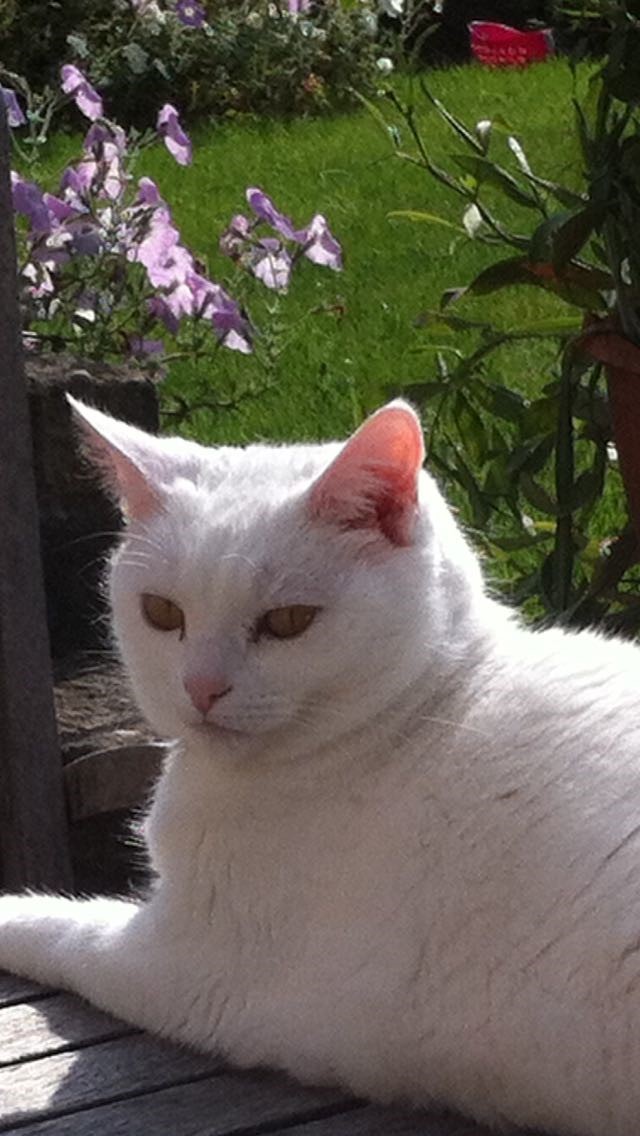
[0,98,73,891]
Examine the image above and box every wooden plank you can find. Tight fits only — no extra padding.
[0,1032,219,1129]
[0,975,53,1009]
[274,1104,543,1136]
[1,1069,353,1136]
[0,95,72,891]
[0,994,134,1066]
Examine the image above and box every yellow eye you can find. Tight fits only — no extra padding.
[259,605,319,640]
[141,594,185,637]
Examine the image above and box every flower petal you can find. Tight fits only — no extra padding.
[60,64,104,121]
[2,87,26,128]
[246,187,297,241]
[299,214,343,270]
[157,103,192,166]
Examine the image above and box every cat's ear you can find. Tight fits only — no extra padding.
[68,396,164,521]
[308,401,425,547]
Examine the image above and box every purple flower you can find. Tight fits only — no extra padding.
[60,64,104,122]
[22,261,55,298]
[287,0,311,12]
[149,294,182,334]
[60,163,96,207]
[2,88,26,128]
[133,213,194,288]
[157,104,192,166]
[42,193,77,226]
[136,177,166,210]
[82,123,128,200]
[128,335,165,357]
[219,213,252,259]
[246,187,298,241]
[150,271,251,353]
[202,284,252,353]
[11,173,52,234]
[69,221,104,257]
[299,213,342,270]
[251,239,292,292]
[175,0,206,27]
[84,121,127,156]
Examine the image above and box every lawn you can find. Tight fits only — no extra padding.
[37,59,585,447]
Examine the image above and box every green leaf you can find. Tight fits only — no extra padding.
[420,82,485,154]
[489,531,553,551]
[66,32,89,59]
[122,42,149,75]
[520,474,559,517]
[507,434,555,477]
[510,315,583,335]
[452,453,491,527]
[483,457,515,499]
[476,383,525,424]
[390,380,447,402]
[387,210,465,233]
[523,398,558,437]
[414,309,493,333]
[521,171,587,210]
[452,154,539,210]
[528,209,598,273]
[350,88,396,142]
[441,257,532,306]
[452,392,488,466]
[569,467,604,512]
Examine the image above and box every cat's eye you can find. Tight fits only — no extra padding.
[257,605,319,640]
[141,593,185,637]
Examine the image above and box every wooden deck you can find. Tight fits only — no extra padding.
[0,972,497,1136]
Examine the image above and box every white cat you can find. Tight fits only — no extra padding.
[1,398,640,1136]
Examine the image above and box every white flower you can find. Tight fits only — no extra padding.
[132,0,166,25]
[508,135,533,176]
[462,204,483,238]
[475,119,492,151]
[376,56,394,74]
[360,9,378,33]
[299,19,327,38]
[245,9,264,26]
[379,0,403,17]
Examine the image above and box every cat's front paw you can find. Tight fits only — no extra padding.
[0,892,135,990]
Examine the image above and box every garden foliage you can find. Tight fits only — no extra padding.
[0,0,381,125]
[375,0,640,631]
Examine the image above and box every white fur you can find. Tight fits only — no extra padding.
[2,402,640,1136]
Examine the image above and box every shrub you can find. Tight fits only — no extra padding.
[0,0,380,127]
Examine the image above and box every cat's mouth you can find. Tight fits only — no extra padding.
[189,719,247,739]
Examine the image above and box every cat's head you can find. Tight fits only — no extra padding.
[70,398,484,756]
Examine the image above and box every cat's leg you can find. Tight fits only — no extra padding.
[0,891,202,1043]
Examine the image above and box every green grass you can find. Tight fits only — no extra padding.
[34,59,586,446]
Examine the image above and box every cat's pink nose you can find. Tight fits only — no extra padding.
[183,674,232,716]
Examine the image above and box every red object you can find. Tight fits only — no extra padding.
[469,22,554,67]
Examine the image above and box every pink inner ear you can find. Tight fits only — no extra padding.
[309,404,425,546]
[100,445,161,521]
[69,401,162,521]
